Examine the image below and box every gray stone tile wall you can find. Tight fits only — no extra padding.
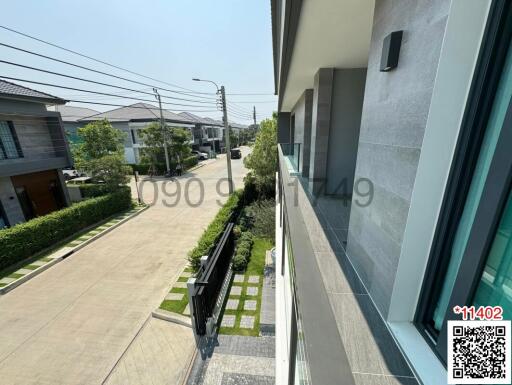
[346,0,450,318]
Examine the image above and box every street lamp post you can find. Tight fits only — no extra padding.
[192,78,233,194]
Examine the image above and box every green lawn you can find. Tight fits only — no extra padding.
[219,237,273,337]
[159,266,194,316]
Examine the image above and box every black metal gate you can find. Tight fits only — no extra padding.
[191,222,235,335]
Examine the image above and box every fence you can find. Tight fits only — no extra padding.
[189,222,235,336]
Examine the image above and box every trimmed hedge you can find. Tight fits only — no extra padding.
[233,231,254,272]
[0,187,133,270]
[74,183,110,198]
[188,190,243,271]
[129,155,199,175]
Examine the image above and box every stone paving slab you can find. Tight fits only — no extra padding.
[14,268,33,275]
[222,373,275,385]
[233,274,244,283]
[29,260,47,267]
[229,286,242,296]
[0,277,16,285]
[226,299,239,310]
[221,315,236,328]
[183,304,190,316]
[181,271,192,278]
[175,281,187,288]
[244,300,257,311]
[248,275,260,284]
[239,315,255,329]
[165,292,184,301]
[246,286,259,296]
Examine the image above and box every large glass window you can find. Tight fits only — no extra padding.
[473,188,512,318]
[0,200,8,229]
[0,121,22,159]
[431,39,512,331]
[416,1,512,363]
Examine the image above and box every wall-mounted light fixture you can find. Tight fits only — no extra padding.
[380,31,403,72]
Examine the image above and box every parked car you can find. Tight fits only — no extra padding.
[192,150,208,160]
[230,148,242,159]
[62,167,80,181]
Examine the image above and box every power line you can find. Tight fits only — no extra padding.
[0,27,276,98]
[0,62,221,107]
[0,25,218,96]
[0,41,219,102]
[0,76,219,109]
[65,99,219,113]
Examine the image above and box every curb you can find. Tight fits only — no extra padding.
[0,205,148,295]
[180,344,198,385]
[152,308,192,328]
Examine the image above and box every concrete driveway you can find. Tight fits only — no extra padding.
[0,148,250,385]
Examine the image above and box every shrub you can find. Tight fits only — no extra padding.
[239,231,254,246]
[73,183,110,198]
[188,190,243,271]
[183,155,198,169]
[232,254,247,272]
[241,199,275,239]
[0,187,133,270]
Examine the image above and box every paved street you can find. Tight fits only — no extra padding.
[0,148,249,385]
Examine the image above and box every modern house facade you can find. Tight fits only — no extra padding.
[79,103,196,164]
[0,80,72,228]
[49,105,100,147]
[273,1,510,384]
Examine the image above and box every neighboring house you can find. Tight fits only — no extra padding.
[79,103,195,164]
[0,80,72,229]
[178,112,224,153]
[49,105,100,147]
[273,1,508,385]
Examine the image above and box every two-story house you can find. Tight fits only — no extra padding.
[0,80,72,229]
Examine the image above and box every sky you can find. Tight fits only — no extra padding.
[0,0,277,124]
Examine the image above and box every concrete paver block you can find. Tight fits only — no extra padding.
[15,268,33,275]
[181,271,192,278]
[0,277,16,285]
[233,274,244,283]
[229,286,242,296]
[248,275,260,284]
[226,299,239,310]
[244,300,257,311]
[240,315,255,329]
[30,260,47,267]
[183,304,190,316]
[174,281,187,288]
[246,286,259,296]
[165,293,184,301]
[221,315,236,328]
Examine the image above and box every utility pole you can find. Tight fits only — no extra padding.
[153,88,171,175]
[220,86,233,194]
[253,106,257,126]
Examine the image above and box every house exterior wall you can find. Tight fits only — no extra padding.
[0,176,25,225]
[0,100,72,178]
[346,0,451,318]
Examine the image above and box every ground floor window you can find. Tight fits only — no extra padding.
[416,0,512,362]
[0,200,9,229]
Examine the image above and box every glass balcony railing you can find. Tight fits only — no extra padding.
[281,143,301,174]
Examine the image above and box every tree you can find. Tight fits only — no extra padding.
[138,122,192,171]
[73,119,130,191]
[243,113,277,196]
[169,127,192,162]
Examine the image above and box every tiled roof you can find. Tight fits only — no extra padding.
[53,106,100,122]
[0,80,66,104]
[178,112,213,125]
[79,103,193,123]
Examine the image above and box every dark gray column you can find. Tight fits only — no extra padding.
[277,112,291,144]
[302,89,313,178]
[309,68,334,194]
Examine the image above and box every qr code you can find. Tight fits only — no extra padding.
[448,320,511,384]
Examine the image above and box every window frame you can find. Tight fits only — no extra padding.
[0,200,9,229]
[415,0,512,363]
[0,121,23,159]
